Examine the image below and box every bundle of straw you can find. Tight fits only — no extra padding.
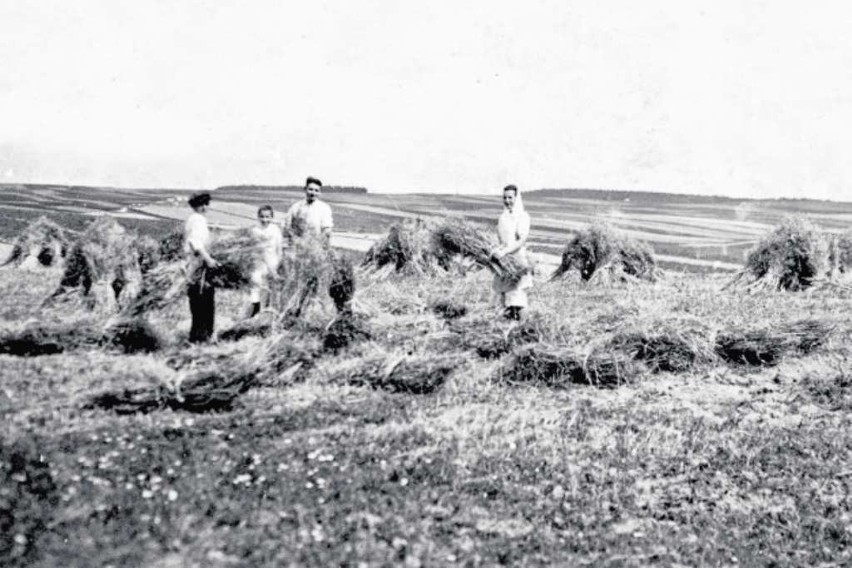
[0,317,163,357]
[3,216,71,268]
[218,316,272,342]
[429,298,468,320]
[551,223,657,284]
[715,319,833,367]
[205,228,264,289]
[270,238,334,320]
[135,229,185,273]
[329,254,356,312]
[450,317,542,359]
[500,344,641,389]
[608,321,714,373]
[726,217,829,292]
[102,318,164,353]
[123,261,187,316]
[0,322,101,356]
[327,352,462,394]
[322,312,372,352]
[124,228,264,316]
[432,218,527,285]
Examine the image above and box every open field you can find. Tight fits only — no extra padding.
[3,185,852,566]
[3,183,852,273]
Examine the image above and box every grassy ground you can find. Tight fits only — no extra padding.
[3,255,852,566]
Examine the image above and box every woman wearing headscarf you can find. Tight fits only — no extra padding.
[185,192,219,342]
[492,184,534,320]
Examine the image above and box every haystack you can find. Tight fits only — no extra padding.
[362,218,454,278]
[726,217,829,292]
[500,345,641,388]
[50,218,143,310]
[551,223,657,284]
[3,216,71,268]
[432,218,527,285]
[326,351,462,394]
[715,319,833,367]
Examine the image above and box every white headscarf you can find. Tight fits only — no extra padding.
[505,184,525,215]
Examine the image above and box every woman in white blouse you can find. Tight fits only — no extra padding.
[491,184,534,320]
[184,192,219,342]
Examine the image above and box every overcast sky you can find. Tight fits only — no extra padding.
[1,1,851,199]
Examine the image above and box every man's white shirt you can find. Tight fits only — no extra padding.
[286,200,333,238]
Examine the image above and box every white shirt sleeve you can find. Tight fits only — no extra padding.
[320,202,333,230]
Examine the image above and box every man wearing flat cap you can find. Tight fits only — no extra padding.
[185,192,219,342]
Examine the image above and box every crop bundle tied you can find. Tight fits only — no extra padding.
[432,218,528,286]
[3,216,71,269]
[551,223,657,285]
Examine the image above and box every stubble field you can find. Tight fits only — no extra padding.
[2,184,852,566]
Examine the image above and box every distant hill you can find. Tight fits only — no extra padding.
[526,187,850,206]
[215,185,368,194]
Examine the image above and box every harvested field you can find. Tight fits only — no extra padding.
[3,186,852,566]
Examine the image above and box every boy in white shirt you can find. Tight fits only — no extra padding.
[247,205,283,317]
[285,176,333,246]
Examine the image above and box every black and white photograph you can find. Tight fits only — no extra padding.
[2,1,852,566]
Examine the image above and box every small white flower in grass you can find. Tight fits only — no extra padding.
[142,489,154,499]
[167,490,178,501]
[233,474,252,485]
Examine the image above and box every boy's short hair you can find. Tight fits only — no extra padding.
[188,192,212,208]
[305,176,323,188]
[257,205,274,217]
[503,185,518,195]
